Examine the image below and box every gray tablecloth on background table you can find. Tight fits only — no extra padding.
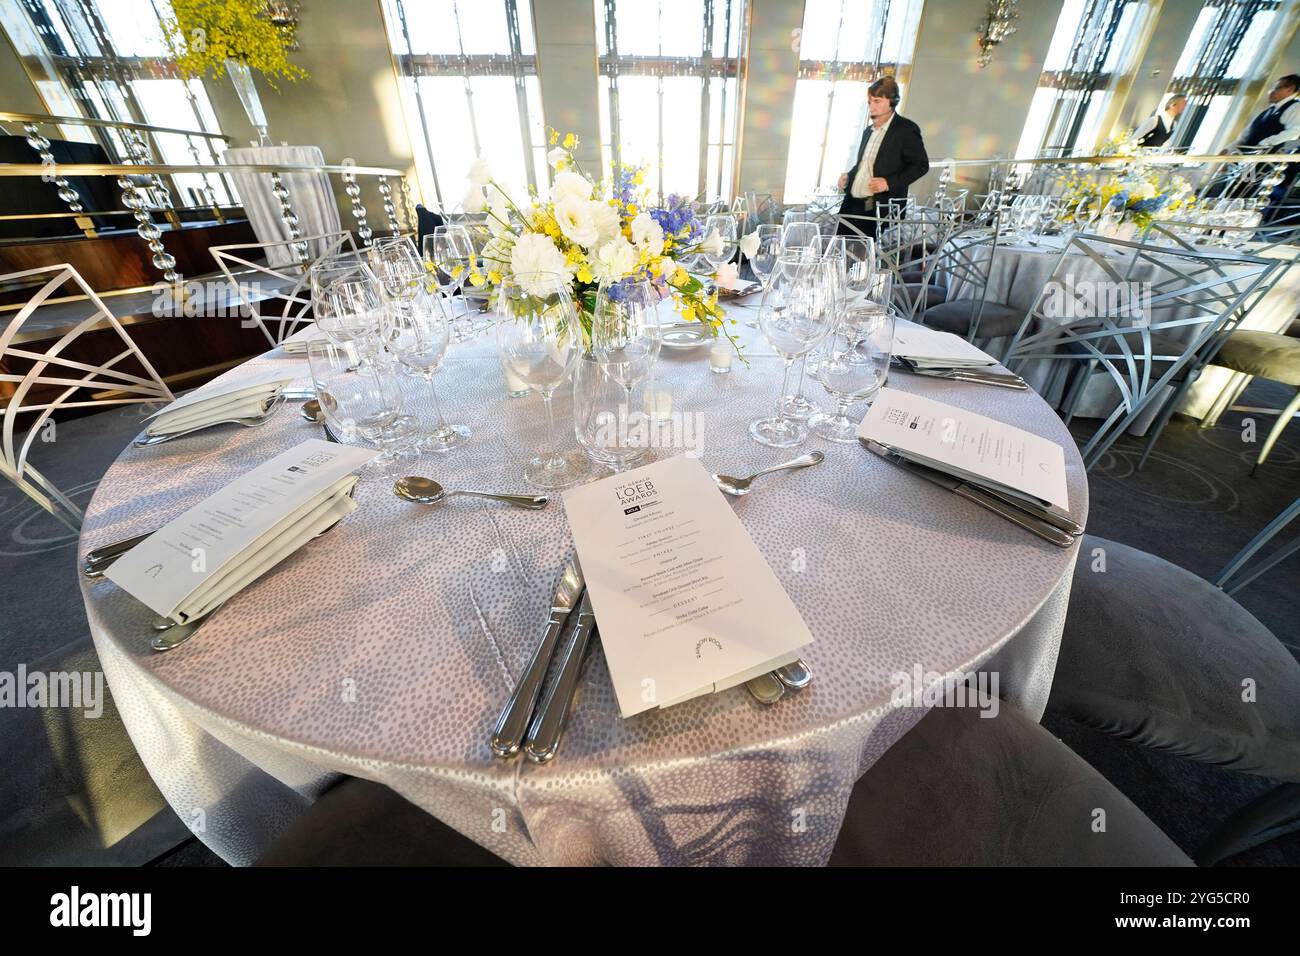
[222,145,342,267]
[944,235,1300,428]
[78,300,1088,866]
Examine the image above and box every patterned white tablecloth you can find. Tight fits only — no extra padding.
[78,301,1088,866]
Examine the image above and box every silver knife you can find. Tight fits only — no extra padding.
[872,440,1082,537]
[524,591,596,763]
[83,531,154,576]
[863,440,1075,547]
[893,357,1028,389]
[490,558,585,758]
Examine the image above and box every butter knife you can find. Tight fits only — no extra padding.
[490,558,585,758]
[524,591,596,764]
[863,440,1074,547]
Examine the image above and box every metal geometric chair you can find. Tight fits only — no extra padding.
[916,214,1024,342]
[1214,497,1300,597]
[210,231,357,348]
[0,264,174,531]
[838,209,958,323]
[1002,234,1282,470]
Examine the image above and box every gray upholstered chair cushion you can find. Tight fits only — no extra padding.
[924,299,1023,339]
[256,778,510,866]
[1048,535,1300,782]
[829,702,1192,866]
[1215,330,1300,385]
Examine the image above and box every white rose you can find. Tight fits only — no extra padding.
[699,228,724,257]
[713,262,741,290]
[590,200,623,247]
[510,233,569,295]
[555,195,600,248]
[631,212,665,256]
[552,170,593,205]
[467,156,492,187]
[739,230,759,260]
[462,185,487,214]
[547,147,568,170]
[592,236,638,282]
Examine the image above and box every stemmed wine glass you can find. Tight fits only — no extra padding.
[385,284,471,451]
[311,259,381,350]
[592,277,660,402]
[423,225,477,341]
[742,224,783,328]
[702,213,738,277]
[750,255,837,448]
[780,245,846,416]
[496,272,589,489]
[780,221,820,255]
[809,307,894,443]
[307,338,405,477]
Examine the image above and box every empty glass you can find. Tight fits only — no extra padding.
[593,277,660,399]
[744,224,783,327]
[750,255,837,448]
[319,275,385,353]
[702,214,738,273]
[311,259,381,349]
[385,285,470,452]
[423,225,478,341]
[573,352,650,473]
[496,272,589,489]
[307,338,405,476]
[810,310,894,443]
[780,221,820,255]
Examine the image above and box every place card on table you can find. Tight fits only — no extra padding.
[106,439,374,623]
[891,319,998,369]
[563,454,813,718]
[858,387,1069,511]
[145,370,295,436]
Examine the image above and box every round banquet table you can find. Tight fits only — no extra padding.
[942,233,1300,427]
[78,298,1089,866]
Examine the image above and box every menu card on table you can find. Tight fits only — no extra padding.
[106,439,374,623]
[563,455,813,718]
[891,319,997,368]
[858,387,1069,511]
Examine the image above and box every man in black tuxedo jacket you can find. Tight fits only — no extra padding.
[835,76,930,237]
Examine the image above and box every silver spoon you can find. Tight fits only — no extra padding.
[394,476,548,510]
[300,399,322,423]
[713,451,825,496]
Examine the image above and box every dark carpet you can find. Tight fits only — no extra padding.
[0,380,1296,867]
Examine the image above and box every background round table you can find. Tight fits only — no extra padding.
[78,298,1089,866]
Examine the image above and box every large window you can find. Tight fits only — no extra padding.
[1016,0,1156,158]
[595,0,746,203]
[1168,0,1286,153]
[5,0,232,206]
[783,0,924,204]
[381,0,546,210]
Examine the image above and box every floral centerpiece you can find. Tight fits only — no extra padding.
[1058,148,1195,231]
[448,130,756,359]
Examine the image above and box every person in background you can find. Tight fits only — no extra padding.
[1133,93,1187,148]
[1235,74,1300,149]
[835,76,930,238]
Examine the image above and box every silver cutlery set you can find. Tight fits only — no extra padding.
[890,356,1029,390]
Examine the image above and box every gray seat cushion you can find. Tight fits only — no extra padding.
[903,281,947,309]
[924,298,1023,339]
[1216,330,1300,385]
[256,778,510,866]
[829,702,1192,866]
[1048,535,1300,782]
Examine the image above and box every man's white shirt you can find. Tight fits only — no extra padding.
[1255,96,1300,148]
[1133,109,1177,143]
[850,114,895,199]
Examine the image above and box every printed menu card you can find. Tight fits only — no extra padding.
[858,387,1069,510]
[563,455,813,717]
[106,439,374,623]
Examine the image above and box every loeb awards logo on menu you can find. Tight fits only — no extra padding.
[614,479,658,515]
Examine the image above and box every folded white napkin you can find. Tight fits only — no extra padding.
[892,320,997,369]
[147,379,291,436]
[174,476,358,623]
[278,325,323,354]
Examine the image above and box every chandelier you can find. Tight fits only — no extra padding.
[976,0,1019,69]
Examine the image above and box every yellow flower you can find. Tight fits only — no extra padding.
[468,272,486,287]
[627,204,638,217]
[672,266,688,286]
[487,270,502,284]
[563,132,576,149]
[549,128,559,146]
[451,264,465,279]
[680,305,696,323]
[577,265,593,283]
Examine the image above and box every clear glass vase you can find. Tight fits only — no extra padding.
[226,58,272,146]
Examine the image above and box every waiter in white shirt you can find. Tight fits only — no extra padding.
[1235,74,1300,222]
[1133,94,1187,148]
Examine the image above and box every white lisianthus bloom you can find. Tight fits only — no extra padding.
[699,228,725,257]
[631,212,665,256]
[462,185,487,214]
[590,200,623,247]
[738,230,760,260]
[592,236,639,282]
[713,262,742,291]
[552,170,593,205]
[555,195,601,248]
[467,156,492,187]
[547,147,568,170]
[511,233,569,295]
